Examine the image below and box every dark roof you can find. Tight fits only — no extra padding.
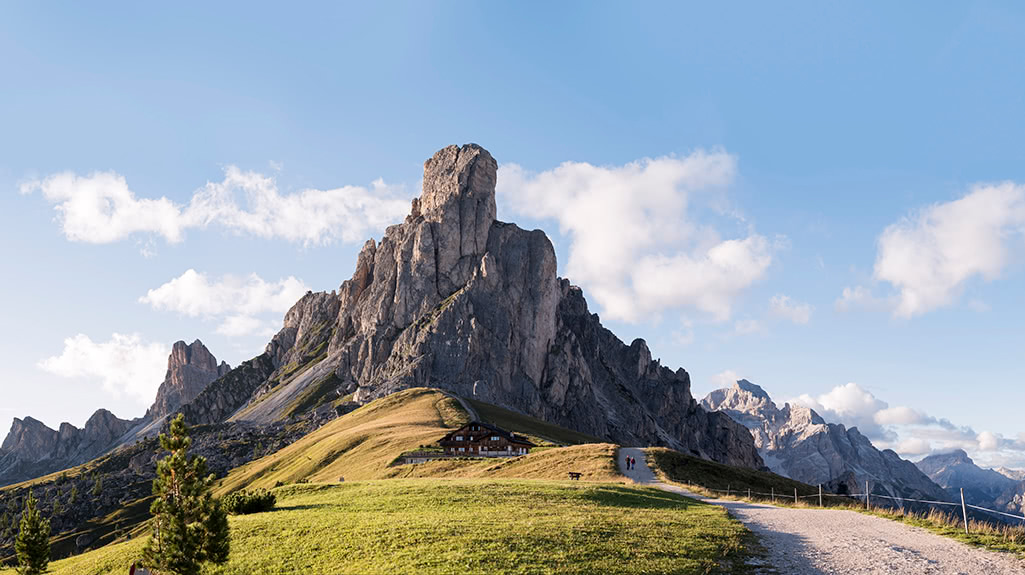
[439,421,536,447]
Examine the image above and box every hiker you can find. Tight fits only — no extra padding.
[625,454,632,470]
[630,456,636,470]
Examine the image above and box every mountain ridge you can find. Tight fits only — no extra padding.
[0,339,228,487]
[702,379,948,503]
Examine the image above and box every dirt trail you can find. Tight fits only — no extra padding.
[618,447,1025,575]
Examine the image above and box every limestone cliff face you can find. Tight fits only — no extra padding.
[251,143,762,468]
[703,380,949,502]
[146,340,230,420]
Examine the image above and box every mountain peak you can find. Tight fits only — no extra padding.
[735,379,770,400]
[147,339,231,420]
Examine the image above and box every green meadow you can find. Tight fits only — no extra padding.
[2,479,753,575]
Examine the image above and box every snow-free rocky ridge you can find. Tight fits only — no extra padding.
[702,379,948,503]
[0,339,229,486]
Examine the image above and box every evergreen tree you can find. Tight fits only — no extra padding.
[92,476,103,498]
[142,414,230,574]
[68,484,78,506]
[15,491,50,575]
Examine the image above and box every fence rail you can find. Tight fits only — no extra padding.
[689,481,1025,534]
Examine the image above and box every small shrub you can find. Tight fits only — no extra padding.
[223,489,276,515]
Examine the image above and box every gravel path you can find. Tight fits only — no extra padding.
[618,447,1025,575]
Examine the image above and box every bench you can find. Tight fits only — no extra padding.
[568,472,582,480]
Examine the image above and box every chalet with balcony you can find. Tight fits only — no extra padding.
[438,421,535,457]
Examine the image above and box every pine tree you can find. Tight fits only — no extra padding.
[92,476,103,498]
[15,491,50,575]
[68,484,78,506]
[142,414,230,574]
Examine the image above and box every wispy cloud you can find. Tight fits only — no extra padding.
[769,294,812,324]
[20,167,412,249]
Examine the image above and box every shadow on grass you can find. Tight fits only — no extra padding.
[578,484,709,510]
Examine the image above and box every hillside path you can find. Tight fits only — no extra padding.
[617,447,1025,575]
[442,391,479,421]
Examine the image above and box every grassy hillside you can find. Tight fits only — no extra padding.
[218,388,625,492]
[216,388,469,492]
[386,443,623,482]
[2,480,754,575]
[648,447,819,498]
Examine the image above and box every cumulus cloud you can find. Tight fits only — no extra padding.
[498,151,775,322]
[141,269,310,337]
[867,182,1025,317]
[20,167,411,248]
[791,382,1025,468]
[38,333,168,403]
[769,294,812,324]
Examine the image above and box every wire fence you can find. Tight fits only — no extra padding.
[687,481,1025,534]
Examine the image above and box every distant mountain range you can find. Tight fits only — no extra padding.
[0,339,228,486]
[916,449,1025,518]
[702,379,950,504]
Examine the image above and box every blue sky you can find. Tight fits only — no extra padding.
[2,2,1024,468]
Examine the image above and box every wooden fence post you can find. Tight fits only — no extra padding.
[960,488,970,535]
[748,488,751,500]
[794,488,798,505]
[819,484,823,507]
[865,480,869,510]
[727,483,731,497]
[771,487,775,504]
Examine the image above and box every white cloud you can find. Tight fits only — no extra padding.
[896,438,933,456]
[38,333,168,403]
[834,285,893,312]
[790,381,1025,468]
[141,269,311,337]
[872,182,1025,317]
[978,431,1001,451]
[498,151,775,322]
[874,406,932,426]
[215,315,278,338]
[710,370,742,390]
[20,167,412,248]
[733,318,764,336]
[769,294,812,324]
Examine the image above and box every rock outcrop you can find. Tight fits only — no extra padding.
[702,379,948,502]
[146,340,231,420]
[236,144,762,468]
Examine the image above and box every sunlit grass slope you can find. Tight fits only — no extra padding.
[216,388,469,492]
[4,480,753,575]
[218,388,624,493]
[385,443,623,482]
